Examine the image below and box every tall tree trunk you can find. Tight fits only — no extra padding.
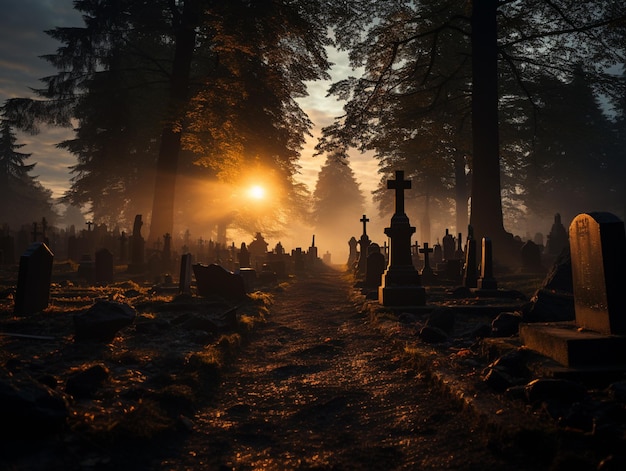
[148,0,198,243]
[470,0,515,265]
[454,150,468,237]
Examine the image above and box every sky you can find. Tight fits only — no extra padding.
[0,0,381,221]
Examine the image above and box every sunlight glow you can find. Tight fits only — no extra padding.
[248,185,266,200]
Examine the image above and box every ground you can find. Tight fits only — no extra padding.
[0,264,621,470]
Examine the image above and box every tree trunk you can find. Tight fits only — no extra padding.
[454,150,468,237]
[148,1,198,243]
[470,0,516,265]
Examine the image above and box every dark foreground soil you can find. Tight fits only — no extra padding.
[2,266,586,470]
[160,268,547,470]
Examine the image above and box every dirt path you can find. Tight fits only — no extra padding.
[164,268,539,470]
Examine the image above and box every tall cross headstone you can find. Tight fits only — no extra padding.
[419,242,435,283]
[378,170,425,306]
[14,242,54,315]
[357,215,371,277]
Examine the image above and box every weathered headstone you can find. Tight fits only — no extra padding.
[378,170,425,306]
[95,248,114,284]
[128,214,145,273]
[238,243,251,268]
[77,254,95,282]
[521,240,544,273]
[193,263,246,301]
[14,242,54,315]
[520,212,626,368]
[442,229,455,261]
[419,242,436,284]
[179,253,193,294]
[347,236,358,268]
[546,212,568,256]
[162,233,172,272]
[365,243,387,290]
[462,235,478,288]
[569,212,626,334]
[477,237,497,290]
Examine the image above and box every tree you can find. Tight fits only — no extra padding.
[322,0,626,264]
[0,111,57,228]
[6,0,332,241]
[312,150,365,255]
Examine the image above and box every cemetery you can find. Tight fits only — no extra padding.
[1,168,625,469]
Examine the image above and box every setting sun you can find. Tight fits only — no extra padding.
[248,185,266,200]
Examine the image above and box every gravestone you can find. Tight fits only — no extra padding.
[477,237,497,289]
[347,236,358,268]
[179,253,193,294]
[14,242,54,315]
[95,248,114,284]
[442,229,455,261]
[569,212,625,334]
[119,231,128,263]
[546,213,568,256]
[238,243,251,268]
[433,242,443,266]
[128,215,145,273]
[77,254,95,282]
[378,171,425,306]
[308,235,318,262]
[520,212,626,368]
[356,215,371,276]
[419,242,436,284]
[462,235,478,288]
[193,263,246,301]
[521,240,544,273]
[162,233,172,272]
[365,243,387,290]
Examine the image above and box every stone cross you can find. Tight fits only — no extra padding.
[360,215,370,236]
[387,170,411,215]
[86,221,93,232]
[419,243,434,272]
[379,170,425,306]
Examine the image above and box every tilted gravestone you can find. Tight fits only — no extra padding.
[520,212,626,367]
[179,253,193,294]
[14,242,54,315]
[569,212,626,335]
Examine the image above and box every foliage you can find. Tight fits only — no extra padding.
[0,110,57,228]
[320,0,626,239]
[4,0,333,238]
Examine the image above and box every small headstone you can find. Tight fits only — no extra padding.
[14,242,54,315]
[520,240,544,273]
[570,212,626,334]
[128,214,145,273]
[94,248,114,284]
[74,301,136,341]
[365,243,386,290]
[546,213,568,256]
[238,243,251,268]
[477,237,497,289]
[442,229,455,261]
[419,242,436,284]
[462,237,478,289]
[347,236,358,268]
[193,263,246,301]
[179,253,193,294]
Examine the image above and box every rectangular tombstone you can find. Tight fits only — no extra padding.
[179,253,192,294]
[14,242,54,315]
[95,248,114,284]
[569,212,626,335]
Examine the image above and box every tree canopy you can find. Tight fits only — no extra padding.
[319,0,626,261]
